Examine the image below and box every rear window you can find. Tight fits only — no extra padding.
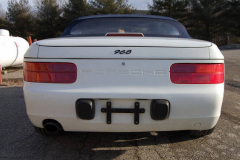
[62,18,181,37]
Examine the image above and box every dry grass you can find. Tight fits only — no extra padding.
[2,78,23,87]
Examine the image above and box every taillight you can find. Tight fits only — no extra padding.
[24,62,77,83]
[170,63,224,84]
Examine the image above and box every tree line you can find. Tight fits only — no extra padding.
[0,0,133,40]
[0,0,239,45]
[149,0,240,45]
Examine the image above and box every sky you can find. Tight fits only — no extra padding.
[0,0,153,12]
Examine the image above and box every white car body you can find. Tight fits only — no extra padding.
[23,15,224,133]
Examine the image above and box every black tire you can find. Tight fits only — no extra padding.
[189,127,215,138]
[34,126,64,136]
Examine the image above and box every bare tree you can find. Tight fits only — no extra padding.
[0,4,6,19]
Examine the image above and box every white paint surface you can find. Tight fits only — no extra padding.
[23,35,224,132]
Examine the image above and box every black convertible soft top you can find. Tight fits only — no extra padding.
[60,14,191,38]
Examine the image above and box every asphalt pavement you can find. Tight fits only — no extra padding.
[0,49,239,159]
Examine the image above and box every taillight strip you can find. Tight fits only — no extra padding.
[170,63,224,84]
[24,62,77,83]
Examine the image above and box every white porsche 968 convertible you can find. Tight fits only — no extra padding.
[23,15,224,137]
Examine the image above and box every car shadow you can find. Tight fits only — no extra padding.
[61,130,194,146]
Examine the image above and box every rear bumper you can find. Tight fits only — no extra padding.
[24,82,224,132]
[28,115,219,132]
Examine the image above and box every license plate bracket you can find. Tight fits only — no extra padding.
[101,102,145,125]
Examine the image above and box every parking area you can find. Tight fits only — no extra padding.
[0,50,239,159]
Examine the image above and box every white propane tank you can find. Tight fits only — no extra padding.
[0,29,29,68]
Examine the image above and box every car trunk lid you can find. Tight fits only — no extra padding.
[37,37,211,48]
[37,37,211,60]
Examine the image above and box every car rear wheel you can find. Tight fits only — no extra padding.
[189,127,215,138]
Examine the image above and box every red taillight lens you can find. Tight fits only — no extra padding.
[170,63,224,84]
[24,62,77,83]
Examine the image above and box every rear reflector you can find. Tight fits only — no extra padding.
[170,63,224,84]
[24,62,77,83]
